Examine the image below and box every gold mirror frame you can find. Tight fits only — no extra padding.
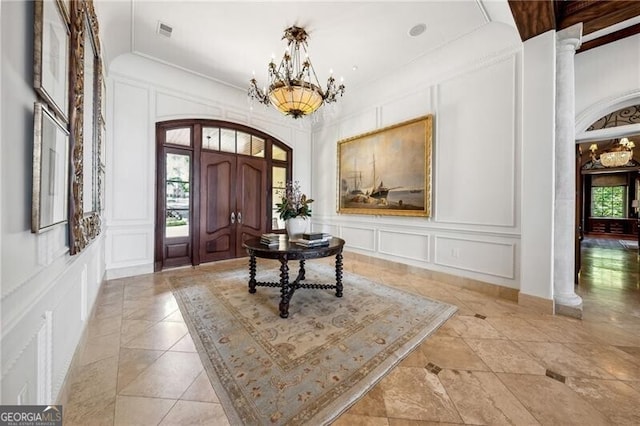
[69,0,103,254]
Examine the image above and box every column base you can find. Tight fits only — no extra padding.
[554,293,583,319]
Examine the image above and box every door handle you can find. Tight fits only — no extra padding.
[231,212,236,224]
[237,212,242,224]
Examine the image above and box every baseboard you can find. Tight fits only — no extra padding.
[518,293,554,315]
[105,263,154,280]
[343,251,519,302]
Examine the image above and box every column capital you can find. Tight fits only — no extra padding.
[557,23,583,51]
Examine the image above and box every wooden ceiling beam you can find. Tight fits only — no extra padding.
[508,0,556,41]
[558,1,640,35]
[579,22,640,53]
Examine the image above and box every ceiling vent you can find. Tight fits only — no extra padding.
[157,21,173,38]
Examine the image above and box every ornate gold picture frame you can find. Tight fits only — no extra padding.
[337,115,432,217]
[68,0,104,254]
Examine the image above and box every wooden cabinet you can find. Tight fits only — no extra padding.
[587,218,638,236]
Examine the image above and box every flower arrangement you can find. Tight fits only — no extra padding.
[276,181,314,220]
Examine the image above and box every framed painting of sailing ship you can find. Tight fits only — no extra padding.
[337,115,432,217]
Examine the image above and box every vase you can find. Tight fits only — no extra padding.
[285,217,308,240]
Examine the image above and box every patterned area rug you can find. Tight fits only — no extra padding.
[170,261,457,425]
[619,239,638,249]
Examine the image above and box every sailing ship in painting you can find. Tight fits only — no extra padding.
[342,154,423,210]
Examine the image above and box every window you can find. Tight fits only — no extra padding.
[591,186,626,218]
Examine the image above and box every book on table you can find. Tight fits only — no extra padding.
[260,233,281,247]
[302,232,331,241]
[295,233,332,247]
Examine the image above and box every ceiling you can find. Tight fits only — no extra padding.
[509,0,640,52]
[94,1,640,93]
[94,1,517,91]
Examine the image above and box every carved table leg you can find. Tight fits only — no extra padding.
[299,259,306,281]
[278,258,291,318]
[248,251,257,294]
[335,251,343,297]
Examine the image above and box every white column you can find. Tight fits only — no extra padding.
[554,23,583,314]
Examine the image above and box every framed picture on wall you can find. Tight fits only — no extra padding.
[34,0,70,122]
[337,115,433,217]
[32,102,70,233]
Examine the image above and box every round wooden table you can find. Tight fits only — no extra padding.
[242,236,345,318]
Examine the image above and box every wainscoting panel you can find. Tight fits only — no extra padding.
[434,236,515,279]
[108,229,152,266]
[435,55,517,227]
[378,229,430,262]
[341,226,376,251]
[156,91,224,119]
[112,81,151,223]
[379,88,433,128]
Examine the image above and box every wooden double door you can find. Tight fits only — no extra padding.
[199,151,266,263]
[158,149,267,269]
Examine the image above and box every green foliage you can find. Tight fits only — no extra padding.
[591,186,624,218]
[276,181,314,220]
[166,219,187,227]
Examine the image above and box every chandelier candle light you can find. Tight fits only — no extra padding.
[248,26,345,119]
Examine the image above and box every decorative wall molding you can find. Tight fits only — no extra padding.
[575,89,640,133]
[378,229,430,262]
[36,311,53,404]
[434,235,516,279]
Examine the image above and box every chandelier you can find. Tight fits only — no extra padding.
[248,26,345,119]
[589,137,635,168]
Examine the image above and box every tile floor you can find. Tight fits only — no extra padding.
[59,244,640,425]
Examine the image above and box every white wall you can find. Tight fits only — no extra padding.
[311,22,525,290]
[106,54,313,278]
[575,34,640,132]
[520,30,556,300]
[1,1,105,404]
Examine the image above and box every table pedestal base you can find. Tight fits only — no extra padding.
[247,252,344,318]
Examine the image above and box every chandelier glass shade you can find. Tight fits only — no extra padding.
[589,137,635,168]
[248,26,345,119]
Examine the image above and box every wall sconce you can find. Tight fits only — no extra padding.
[632,199,638,215]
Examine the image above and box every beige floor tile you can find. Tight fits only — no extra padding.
[562,343,640,381]
[159,400,230,425]
[119,351,203,399]
[64,356,119,424]
[566,377,640,424]
[343,384,387,418]
[169,333,197,352]
[485,317,551,342]
[122,294,179,321]
[163,310,184,322]
[438,369,540,425]
[497,373,611,425]
[121,321,188,351]
[380,367,462,423]
[401,335,489,371]
[120,319,157,344]
[446,315,504,339]
[523,317,597,343]
[87,314,123,339]
[464,338,546,375]
[117,348,165,392]
[387,420,463,426]
[114,395,176,425]
[181,371,219,403]
[93,301,123,320]
[514,341,616,379]
[78,331,121,366]
[625,380,640,393]
[332,413,390,426]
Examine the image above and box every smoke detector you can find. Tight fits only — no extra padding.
[157,21,173,38]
